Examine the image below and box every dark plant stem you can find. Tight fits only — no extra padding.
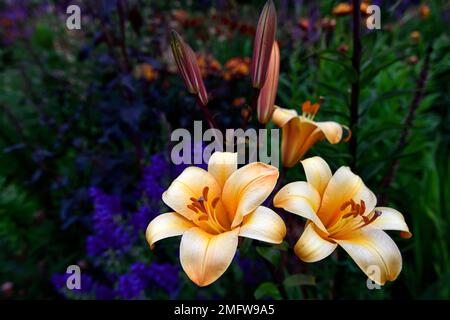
[117,0,131,72]
[195,96,219,130]
[262,257,288,300]
[349,0,361,170]
[379,45,433,205]
[242,88,261,128]
[334,0,362,299]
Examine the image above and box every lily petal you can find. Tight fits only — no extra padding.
[294,222,337,262]
[273,181,327,233]
[281,117,303,167]
[162,167,221,221]
[146,212,195,248]
[272,106,298,127]
[301,156,332,196]
[239,206,286,244]
[319,166,363,227]
[223,162,279,228]
[207,152,238,189]
[295,120,342,161]
[180,227,239,287]
[282,117,319,168]
[315,121,343,144]
[370,207,412,239]
[334,227,402,285]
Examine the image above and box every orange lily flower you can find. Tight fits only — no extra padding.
[272,102,350,168]
[146,152,286,286]
[274,157,411,285]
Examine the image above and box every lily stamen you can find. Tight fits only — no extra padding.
[202,186,209,201]
[211,197,220,209]
[301,100,321,120]
[186,186,230,233]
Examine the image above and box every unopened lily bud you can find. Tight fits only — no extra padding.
[250,0,277,89]
[170,30,208,106]
[257,41,280,124]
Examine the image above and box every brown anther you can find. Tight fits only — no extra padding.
[202,186,209,202]
[343,211,356,219]
[361,210,382,227]
[340,199,355,211]
[311,103,320,115]
[187,204,199,213]
[373,210,382,219]
[354,204,361,216]
[198,215,209,221]
[360,200,366,214]
[302,100,311,113]
[211,197,220,209]
[192,201,206,213]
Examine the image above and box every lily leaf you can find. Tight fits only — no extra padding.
[239,238,252,255]
[254,282,282,300]
[273,241,289,251]
[256,246,281,266]
[283,274,316,287]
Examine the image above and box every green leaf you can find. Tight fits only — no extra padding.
[273,241,289,251]
[239,238,252,255]
[283,274,316,287]
[256,246,281,266]
[31,24,54,49]
[360,56,407,86]
[254,282,282,300]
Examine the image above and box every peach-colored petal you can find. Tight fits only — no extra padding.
[272,106,298,127]
[222,162,279,228]
[315,121,343,144]
[179,227,239,287]
[370,207,412,239]
[319,166,363,227]
[273,181,327,233]
[146,212,195,248]
[239,206,286,244]
[294,222,337,262]
[162,167,221,221]
[301,156,332,196]
[333,227,402,285]
[281,118,318,168]
[294,120,343,161]
[207,152,238,189]
[280,117,303,168]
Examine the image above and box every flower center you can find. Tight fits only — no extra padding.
[327,199,382,238]
[186,186,228,234]
[301,100,321,120]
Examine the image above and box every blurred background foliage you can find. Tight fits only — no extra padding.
[0,0,449,299]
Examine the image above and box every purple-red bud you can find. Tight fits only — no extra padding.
[170,30,208,106]
[250,0,277,89]
[257,41,280,124]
